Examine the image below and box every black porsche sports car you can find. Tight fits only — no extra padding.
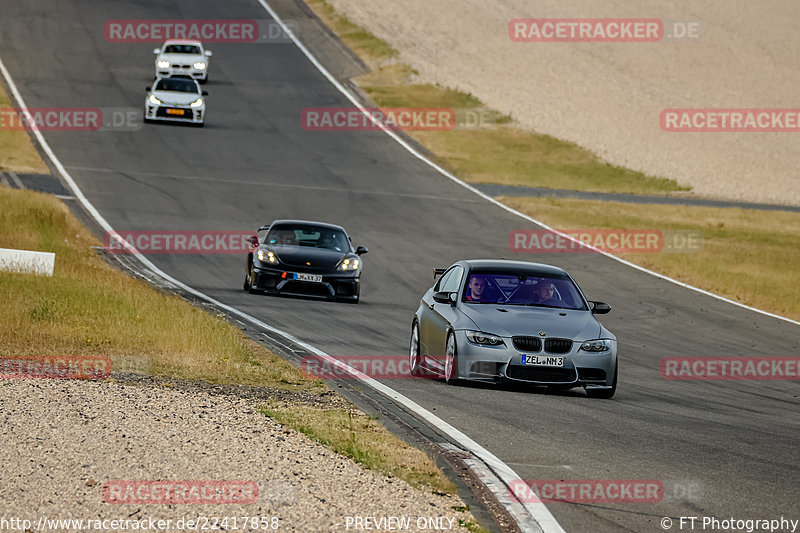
[243,220,367,303]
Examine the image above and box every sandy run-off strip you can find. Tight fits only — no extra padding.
[0,378,472,532]
[325,0,800,206]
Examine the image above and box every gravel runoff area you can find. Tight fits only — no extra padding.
[325,0,800,206]
[0,378,474,532]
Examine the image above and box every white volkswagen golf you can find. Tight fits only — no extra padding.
[144,77,207,127]
[153,40,212,83]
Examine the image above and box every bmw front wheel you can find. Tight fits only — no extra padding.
[444,332,459,384]
[409,321,424,377]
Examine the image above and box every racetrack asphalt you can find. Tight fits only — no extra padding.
[1,1,798,531]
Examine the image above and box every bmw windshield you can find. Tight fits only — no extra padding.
[462,270,587,310]
[163,45,201,54]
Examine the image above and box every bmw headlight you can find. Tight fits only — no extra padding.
[193,62,207,70]
[465,331,505,346]
[257,249,278,264]
[338,257,360,271]
[148,94,162,105]
[157,60,170,69]
[579,339,615,352]
[189,98,203,108]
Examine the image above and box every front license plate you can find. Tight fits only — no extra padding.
[521,354,564,367]
[295,273,322,282]
[166,109,185,115]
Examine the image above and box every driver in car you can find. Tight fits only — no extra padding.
[466,276,487,301]
[270,229,296,245]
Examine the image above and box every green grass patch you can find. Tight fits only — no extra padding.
[0,186,321,389]
[501,196,800,321]
[0,185,461,496]
[304,0,688,195]
[306,0,398,63]
[0,83,49,173]
[359,83,684,194]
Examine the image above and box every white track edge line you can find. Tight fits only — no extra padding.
[254,0,800,329]
[253,2,565,531]
[0,53,561,533]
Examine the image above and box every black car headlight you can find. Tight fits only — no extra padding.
[579,339,615,352]
[465,331,505,346]
[338,257,360,271]
[257,249,278,264]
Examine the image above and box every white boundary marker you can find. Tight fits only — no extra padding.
[0,247,54,275]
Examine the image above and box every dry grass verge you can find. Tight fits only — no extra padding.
[0,84,49,173]
[305,0,686,196]
[0,185,455,495]
[501,196,800,322]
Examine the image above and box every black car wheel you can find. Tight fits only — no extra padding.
[243,266,251,292]
[244,263,258,294]
[409,321,424,377]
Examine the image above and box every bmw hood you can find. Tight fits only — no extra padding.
[268,246,348,270]
[151,91,202,105]
[458,305,605,341]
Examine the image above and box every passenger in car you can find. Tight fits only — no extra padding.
[534,281,558,303]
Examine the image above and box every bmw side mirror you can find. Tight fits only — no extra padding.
[245,235,259,249]
[205,50,213,56]
[202,91,208,96]
[355,245,368,255]
[590,301,611,314]
[153,48,161,54]
[145,87,151,92]
[433,291,455,306]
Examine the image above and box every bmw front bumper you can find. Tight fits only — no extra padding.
[452,330,617,388]
[155,67,207,81]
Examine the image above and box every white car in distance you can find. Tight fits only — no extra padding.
[154,40,212,83]
[144,77,207,127]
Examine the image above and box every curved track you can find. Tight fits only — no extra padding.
[2,1,799,531]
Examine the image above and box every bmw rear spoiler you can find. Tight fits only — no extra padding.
[433,268,447,279]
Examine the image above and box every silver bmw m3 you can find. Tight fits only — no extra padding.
[409,259,618,398]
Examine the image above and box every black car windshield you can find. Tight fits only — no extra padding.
[154,78,199,93]
[265,225,351,252]
[463,271,587,310]
[163,44,201,54]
